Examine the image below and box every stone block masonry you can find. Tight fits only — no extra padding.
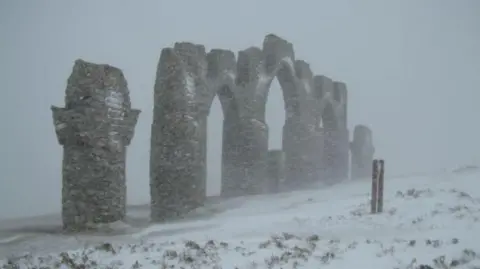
[266,150,286,193]
[51,59,140,231]
[52,33,375,226]
[149,33,360,222]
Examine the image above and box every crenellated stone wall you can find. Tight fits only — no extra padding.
[52,59,140,231]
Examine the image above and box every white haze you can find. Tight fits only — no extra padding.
[0,0,479,219]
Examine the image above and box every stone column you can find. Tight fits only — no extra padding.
[338,128,350,179]
[266,150,286,193]
[216,46,270,197]
[327,128,349,181]
[221,117,268,197]
[220,115,241,197]
[333,81,349,180]
[283,117,312,186]
[322,127,337,181]
[197,114,208,201]
[350,125,375,179]
[314,75,336,182]
[150,45,205,222]
[51,59,140,231]
[310,127,325,182]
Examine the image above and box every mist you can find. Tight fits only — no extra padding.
[0,0,479,219]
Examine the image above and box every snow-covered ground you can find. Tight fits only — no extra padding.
[1,170,480,268]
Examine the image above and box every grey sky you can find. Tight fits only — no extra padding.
[0,0,479,219]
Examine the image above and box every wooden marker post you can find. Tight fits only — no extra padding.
[371,159,385,214]
[377,160,385,213]
[371,160,379,214]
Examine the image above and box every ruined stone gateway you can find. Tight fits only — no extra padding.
[150,34,373,221]
[52,34,375,229]
[52,60,140,231]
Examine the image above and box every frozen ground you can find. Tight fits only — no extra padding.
[1,170,480,268]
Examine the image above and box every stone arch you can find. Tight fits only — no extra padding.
[149,33,353,220]
[259,65,294,125]
[314,75,341,130]
[313,75,349,180]
[259,35,311,122]
[203,49,246,197]
[264,77,286,150]
[255,35,318,186]
[53,33,366,228]
[198,83,240,199]
[204,49,239,116]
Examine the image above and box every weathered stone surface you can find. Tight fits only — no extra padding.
[266,150,286,193]
[338,128,350,179]
[350,125,375,179]
[324,128,349,180]
[150,45,205,222]
[205,49,240,198]
[313,76,349,181]
[333,81,349,180]
[261,35,319,187]
[50,34,374,228]
[51,59,140,231]
[218,45,270,196]
[333,81,348,128]
[149,33,364,221]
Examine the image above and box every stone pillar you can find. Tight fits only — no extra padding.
[317,79,349,182]
[350,125,375,179]
[51,59,140,231]
[322,127,337,181]
[220,116,241,197]
[266,150,286,193]
[221,117,268,197]
[204,49,239,198]
[326,128,349,180]
[333,81,349,180]
[283,118,313,186]
[338,128,350,179]
[313,75,335,181]
[197,114,208,201]
[216,46,270,198]
[310,127,325,181]
[150,44,206,222]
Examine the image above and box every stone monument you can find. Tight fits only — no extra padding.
[149,34,354,221]
[51,59,140,231]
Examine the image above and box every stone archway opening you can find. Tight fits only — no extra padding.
[204,84,239,198]
[263,75,291,193]
[265,78,286,151]
[206,95,223,197]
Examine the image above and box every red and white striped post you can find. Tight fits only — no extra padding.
[371,159,385,214]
